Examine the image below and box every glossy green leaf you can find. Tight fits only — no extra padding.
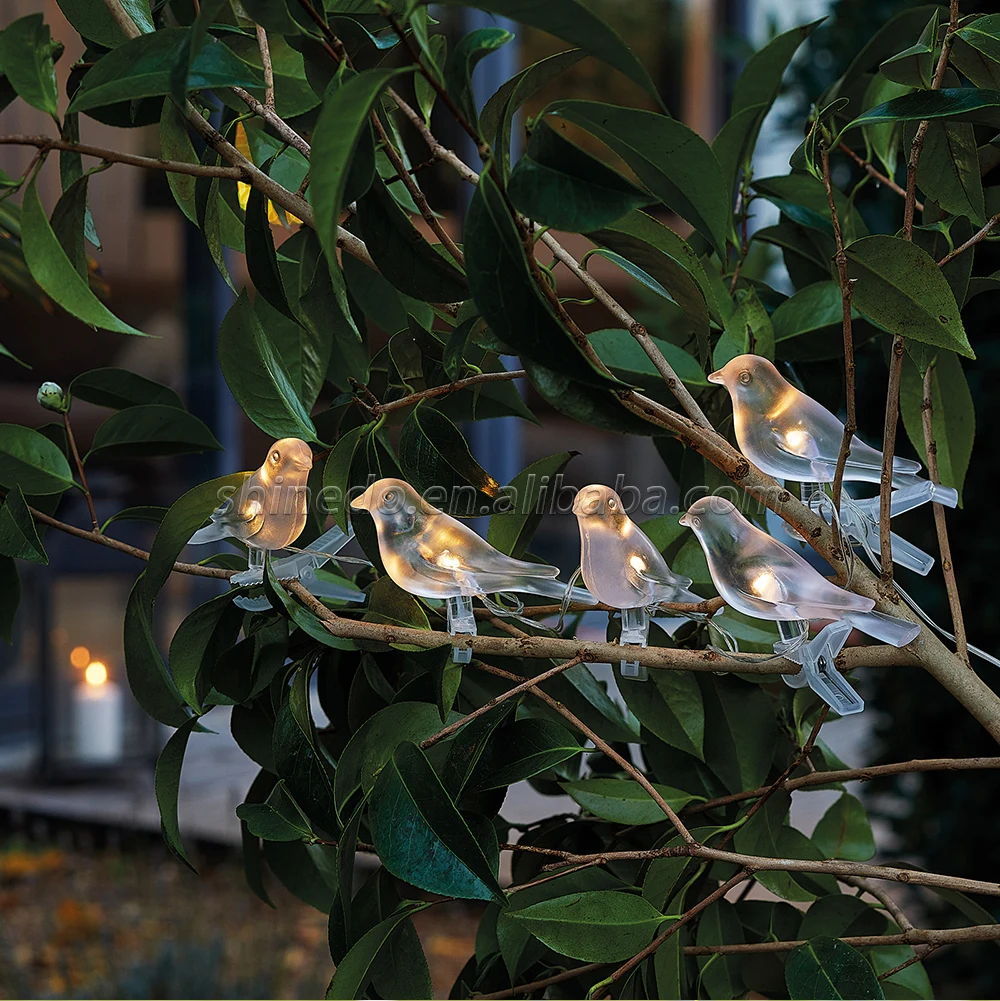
[443,26,512,129]
[325,900,432,1000]
[0,424,75,495]
[0,15,60,119]
[861,73,911,178]
[916,121,985,224]
[21,178,145,337]
[356,176,468,302]
[900,351,974,504]
[154,715,203,871]
[0,485,47,564]
[845,88,1000,133]
[480,47,585,178]
[953,15,1000,82]
[618,667,704,759]
[246,169,294,321]
[542,100,729,258]
[561,777,702,825]
[68,28,262,112]
[702,675,776,794]
[508,890,665,962]
[168,592,242,712]
[468,717,581,790]
[218,291,319,441]
[772,281,845,342]
[70,367,184,410]
[845,235,973,358]
[487,451,577,557]
[441,700,518,797]
[237,782,313,843]
[812,793,876,861]
[696,899,745,1000]
[879,11,937,89]
[753,173,868,243]
[798,895,888,941]
[311,66,410,268]
[87,404,222,460]
[434,0,662,107]
[508,121,651,232]
[398,404,500,510]
[713,287,775,368]
[369,741,504,901]
[56,0,153,48]
[786,937,884,1000]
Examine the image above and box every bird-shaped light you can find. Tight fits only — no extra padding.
[352,478,587,662]
[573,484,701,680]
[680,496,920,714]
[187,438,363,607]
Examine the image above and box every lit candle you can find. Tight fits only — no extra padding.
[72,661,124,764]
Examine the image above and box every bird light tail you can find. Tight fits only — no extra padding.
[843,610,920,648]
[188,521,230,545]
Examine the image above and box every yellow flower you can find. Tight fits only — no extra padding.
[235,123,302,226]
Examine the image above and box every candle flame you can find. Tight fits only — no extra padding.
[84,661,108,687]
[70,646,90,669]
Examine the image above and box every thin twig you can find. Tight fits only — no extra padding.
[838,141,922,210]
[420,655,585,749]
[256,23,274,111]
[878,944,940,981]
[63,413,99,532]
[0,135,248,180]
[232,87,311,159]
[938,212,1000,267]
[921,363,969,662]
[382,154,441,185]
[472,963,607,999]
[821,144,856,512]
[376,369,526,414]
[471,660,696,844]
[839,875,915,932]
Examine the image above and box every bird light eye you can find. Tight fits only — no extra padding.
[384,489,396,503]
[738,370,752,386]
[271,450,281,463]
[691,515,702,529]
[607,498,617,511]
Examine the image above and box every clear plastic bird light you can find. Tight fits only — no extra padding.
[351,478,593,663]
[573,484,701,681]
[680,495,920,715]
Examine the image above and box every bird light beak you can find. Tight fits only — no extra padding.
[350,486,373,512]
[678,512,690,527]
[707,370,724,385]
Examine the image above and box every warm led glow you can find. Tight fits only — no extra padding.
[437,552,462,570]
[70,646,91,669]
[750,571,781,601]
[629,555,647,573]
[784,428,807,452]
[84,661,108,687]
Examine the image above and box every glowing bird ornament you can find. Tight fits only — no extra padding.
[351,478,593,662]
[573,485,701,680]
[680,496,920,715]
[187,438,364,610]
[708,355,956,576]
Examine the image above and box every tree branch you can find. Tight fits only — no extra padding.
[821,143,857,512]
[374,369,527,414]
[839,874,916,933]
[921,362,969,662]
[256,23,274,111]
[838,141,922,211]
[63,412,99,533]
[231,87,311,159]
[938,212,1000,266]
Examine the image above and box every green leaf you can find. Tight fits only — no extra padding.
[753,173,868,243]
[508,120,651,232]
[0,424,75,495]
[87,404,222,460]
[246,170,294,322]
[696,899,745,1000]
[237,781,314,842]
[508,890,665,962]
[798,894,889,940]
[812,793,876,861]
[441,700,518,797]
[464,172,621,389]
[69,367,184,410]
[398,404,500,508]
[713,287,775,368]
[844,88,1000,133]
[67,27,263,112]
[467,717,581,791]
[617,667,704,759]
[481,47,584,179]
[879,10,937,89]
[487,451,577,557]
[369,741,504,902]
[785,937,884,1000]
[0,15,60,119]
[168,0,228,107]
[154,715,203,871]
[0,485,47,564]
[434,0,662,107]
[542,100,729,258]
[160,101,199,223]
[334,701,460,816]
[168,592,242,712]
[561,777,702,825]
[325,901,432,1001]
[772,281,846,343]
[356,176,468,302]
[900,352,974,504]
[861,74,912,178]
[20,177,145,336]
[916,121,985,224]
[845,235,973,358]
[311,66,410,269]
[218,290,319,441]
[56,0,153,49]
[444,26,512,130]
[702,676,776,794]
[951,15,1000,86]
[0,556,21,644]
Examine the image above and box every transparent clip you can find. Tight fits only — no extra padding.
[619,606,650,682]
[777,619,863,716]
[447,594,476,664]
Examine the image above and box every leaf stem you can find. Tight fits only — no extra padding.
[63,412,99,532]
